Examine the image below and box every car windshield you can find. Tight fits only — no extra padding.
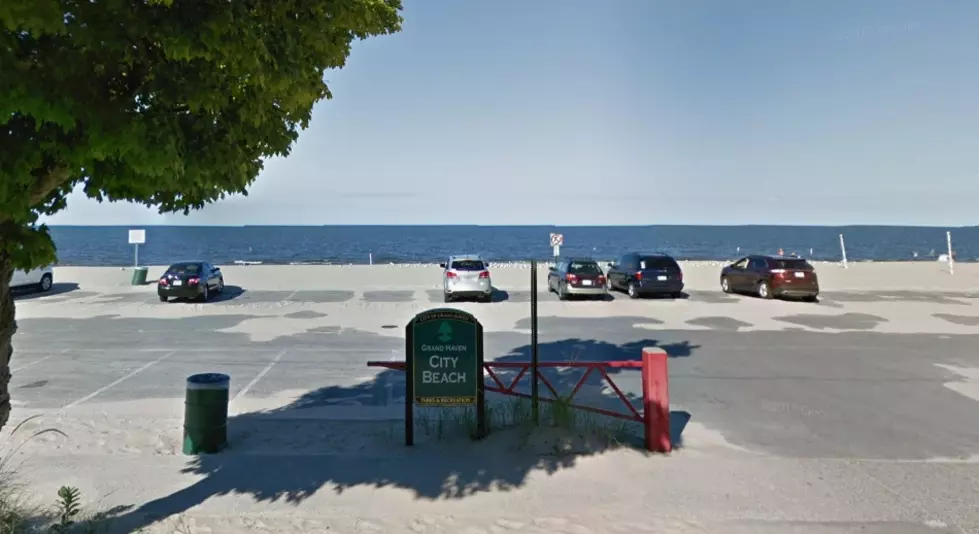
[167,263,202,275]
[773,259,813,270]
[450,260,485,271]
[569,261,602,275]
[639,256,678,270]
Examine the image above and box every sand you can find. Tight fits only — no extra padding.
[52,259,976,292]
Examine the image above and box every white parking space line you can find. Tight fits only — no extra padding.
[11,349,68,373]
[62,351,176,409]
[232,350,287,403]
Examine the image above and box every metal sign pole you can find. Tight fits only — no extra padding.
[530,260,539,424]
[134,244,139,268]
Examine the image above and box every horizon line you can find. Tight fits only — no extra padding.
[43,223,976,229]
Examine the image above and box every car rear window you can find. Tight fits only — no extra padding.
[568,261,602,275]
[450,260,485,271]
[773,259,813,270]
[639,256,679,271]
[168,263,202,275]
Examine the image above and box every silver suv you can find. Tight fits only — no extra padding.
[440,255,492,303]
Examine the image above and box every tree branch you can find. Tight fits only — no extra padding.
[29,166,71,206]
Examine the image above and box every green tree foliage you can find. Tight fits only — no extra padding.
[0,0,402,430]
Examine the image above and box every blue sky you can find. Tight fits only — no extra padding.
[45,0,979,226]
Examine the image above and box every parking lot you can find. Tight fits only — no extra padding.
[10,284,979,461]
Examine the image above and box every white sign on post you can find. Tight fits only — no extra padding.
[549,233,564,257]
[128,229,146,267]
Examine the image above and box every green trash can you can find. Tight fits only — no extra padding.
[131,266,149,285]
[183,373,230,455]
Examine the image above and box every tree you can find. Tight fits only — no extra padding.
[0,0,402,431]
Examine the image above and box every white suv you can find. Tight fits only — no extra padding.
[11,265,54,293]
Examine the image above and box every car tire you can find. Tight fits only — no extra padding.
[216,278,225,293]
[200,286,210,302]
[720,276,731,294]
[802,295,818,303]
[628,282,640,299]
[38,273,53,292]
[757,281,773,299]
[605,277,614,292]
[159,295,168,302]
[557,284,568,301]
[443,293,452,303]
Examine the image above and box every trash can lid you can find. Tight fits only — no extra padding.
[186,373,230,388]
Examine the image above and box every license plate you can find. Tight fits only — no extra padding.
[794,272,805,279]
[172,280,182,286]
[582,280,592,286]
[657,275,667,281]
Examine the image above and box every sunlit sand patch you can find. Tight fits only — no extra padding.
[933,364,979,404]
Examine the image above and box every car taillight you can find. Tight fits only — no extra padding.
[597,275,605,283]
[635,271,643,281]
[188,277,200,285]
[479,271,490,279]
[446,272,457,279]
[565,273,578,282]
[677,272,683,281]
[770,269,787,278]
[159,278,168,286]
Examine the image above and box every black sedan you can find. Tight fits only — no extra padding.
[157,261,225,302]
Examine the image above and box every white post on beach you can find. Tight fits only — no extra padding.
[947,231,954,275]
[369,252,373,266]
[839,234,848,269]
[128,229,146,267]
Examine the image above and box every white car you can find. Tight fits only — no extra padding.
[11,265,54,293]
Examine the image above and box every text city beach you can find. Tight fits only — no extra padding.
[419,346,469,384]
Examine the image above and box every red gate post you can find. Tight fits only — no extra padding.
[641,347,671,453]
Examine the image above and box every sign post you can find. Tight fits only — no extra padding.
[404,308,485,446]
[549,233,564,257]
[128,229,146,267]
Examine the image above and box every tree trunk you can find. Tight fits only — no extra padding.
[0,254,16,433]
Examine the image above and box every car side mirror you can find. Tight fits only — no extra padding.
[438,263,446,268]
[607,263,614,268]
[548,267,556,272]
[484,262,490,268]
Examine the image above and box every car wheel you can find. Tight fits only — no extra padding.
[38,273,53,292]
[443,293,452,303]
[557,283,568,301]
[606,277,615,292]
[757,281,772,299]
[628,282,640,299]
[159,295,168,303]
[802,295,818,303]
[720,276,731,294]
[216,278,225,293]
[200,285,210,302]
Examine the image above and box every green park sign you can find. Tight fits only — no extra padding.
[408,308,483,406]
[403,308,487,445]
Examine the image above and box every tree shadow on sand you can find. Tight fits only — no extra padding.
[105,337,698,532]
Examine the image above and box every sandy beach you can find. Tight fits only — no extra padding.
[4,260,979,533]
[50,259,977,292]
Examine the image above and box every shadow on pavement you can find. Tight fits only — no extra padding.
[164,285,247,303]
[104,336,699,532]
[12,282,80,300]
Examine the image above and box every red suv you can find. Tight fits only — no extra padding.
[720,255,819,302]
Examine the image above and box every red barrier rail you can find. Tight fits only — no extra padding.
[367,346,671,453]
